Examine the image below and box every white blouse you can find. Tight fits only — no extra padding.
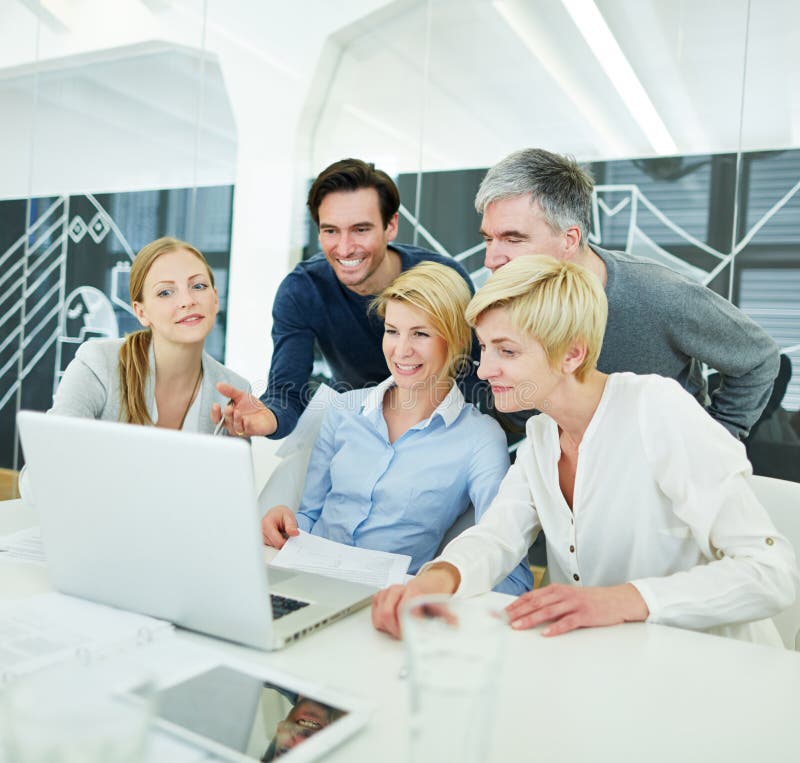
[435,373,798,646]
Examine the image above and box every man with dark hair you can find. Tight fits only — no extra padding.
[476,147,779,439]
[216,158,474,438]
[306,158,399,229]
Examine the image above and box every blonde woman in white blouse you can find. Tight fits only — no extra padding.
[372,255,797,646]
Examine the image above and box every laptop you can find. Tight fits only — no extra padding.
[16,411,377,650]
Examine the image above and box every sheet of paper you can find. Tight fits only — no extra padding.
[0,526,45,565]
[270,531,411,588]
[0,592,173,676]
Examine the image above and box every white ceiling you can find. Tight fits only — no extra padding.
[2,0,799,188]
[307,0,800,171]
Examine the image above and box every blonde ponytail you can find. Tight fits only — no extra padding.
[118,329,153,425]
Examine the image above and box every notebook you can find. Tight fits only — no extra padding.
[16,411,377,650]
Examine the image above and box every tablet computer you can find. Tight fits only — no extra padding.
[140,662,370,762]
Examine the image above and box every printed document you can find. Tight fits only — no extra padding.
[271,531,410,588]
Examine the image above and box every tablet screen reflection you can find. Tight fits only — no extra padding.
[147,666,347,760]
[264,696,346,760]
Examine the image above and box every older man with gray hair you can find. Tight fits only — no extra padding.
[475,148,779,440]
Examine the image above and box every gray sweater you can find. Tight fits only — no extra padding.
[594,245,778,438]
[49,337,248,433]
[502,246,779,440]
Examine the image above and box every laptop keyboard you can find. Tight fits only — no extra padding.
[270,594,310,620]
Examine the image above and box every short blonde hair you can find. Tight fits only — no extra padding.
[465,255,607,382]
[372,262,472,380]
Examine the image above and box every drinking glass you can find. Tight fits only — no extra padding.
[402,594,507,763]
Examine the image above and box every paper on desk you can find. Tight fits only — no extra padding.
[0,592,173,676]
[271,531,411,588]
[0,526,45,565]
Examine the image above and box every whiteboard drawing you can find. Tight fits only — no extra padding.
[399,175,799,394]
[0,194,138,417]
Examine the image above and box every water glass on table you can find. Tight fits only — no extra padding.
[402,594,507,763]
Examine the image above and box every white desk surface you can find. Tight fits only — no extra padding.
[2,498,800,763]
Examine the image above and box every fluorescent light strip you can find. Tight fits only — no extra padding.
[493,0,629,157]
[560,0,677,155]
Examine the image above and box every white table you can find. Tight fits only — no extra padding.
[2,498,800,762]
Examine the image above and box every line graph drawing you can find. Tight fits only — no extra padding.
[0,195,137,416]
[1,198,69,413]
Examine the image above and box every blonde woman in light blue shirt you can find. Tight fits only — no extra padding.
[261,262,532,595]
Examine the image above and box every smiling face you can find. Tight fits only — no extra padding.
[132,248,218,346]
[288,698,336,730]
[382,300,449,391]
[318,188,399,295]
[480,195,571,272]
[474,307,563,412]
[270,699,339,758]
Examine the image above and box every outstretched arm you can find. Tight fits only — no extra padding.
[467,420,533,595]
[212,382,278,437]
[438,445,540,599]
[371,564,461,639]
[259,278,318,439]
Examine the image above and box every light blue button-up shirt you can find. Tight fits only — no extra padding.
[296,377,533,595]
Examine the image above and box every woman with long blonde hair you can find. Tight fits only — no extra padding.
[49,236,246,431]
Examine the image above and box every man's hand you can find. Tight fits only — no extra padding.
[371,563,461,640]
[504,582,649,637]
[212,382,278,437]
[261,505,300,549]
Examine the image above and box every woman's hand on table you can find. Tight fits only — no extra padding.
[371,563,461,639]
[504,582,649,636]
[261,505,299,549]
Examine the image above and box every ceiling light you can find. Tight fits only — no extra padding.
[560,0,677,155]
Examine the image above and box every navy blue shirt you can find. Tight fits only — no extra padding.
[263,243,478,439]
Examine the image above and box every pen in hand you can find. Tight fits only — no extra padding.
[213,399,234,436]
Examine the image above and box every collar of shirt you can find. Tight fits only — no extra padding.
[360,376,466,431]
[527,373,618,463]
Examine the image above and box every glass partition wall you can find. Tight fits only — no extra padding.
[300,0,800,482]
[2,0,799,482]
[0,1,237,469]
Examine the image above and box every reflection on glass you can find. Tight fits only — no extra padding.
[147,666,347,761]
[262,694,346,761]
